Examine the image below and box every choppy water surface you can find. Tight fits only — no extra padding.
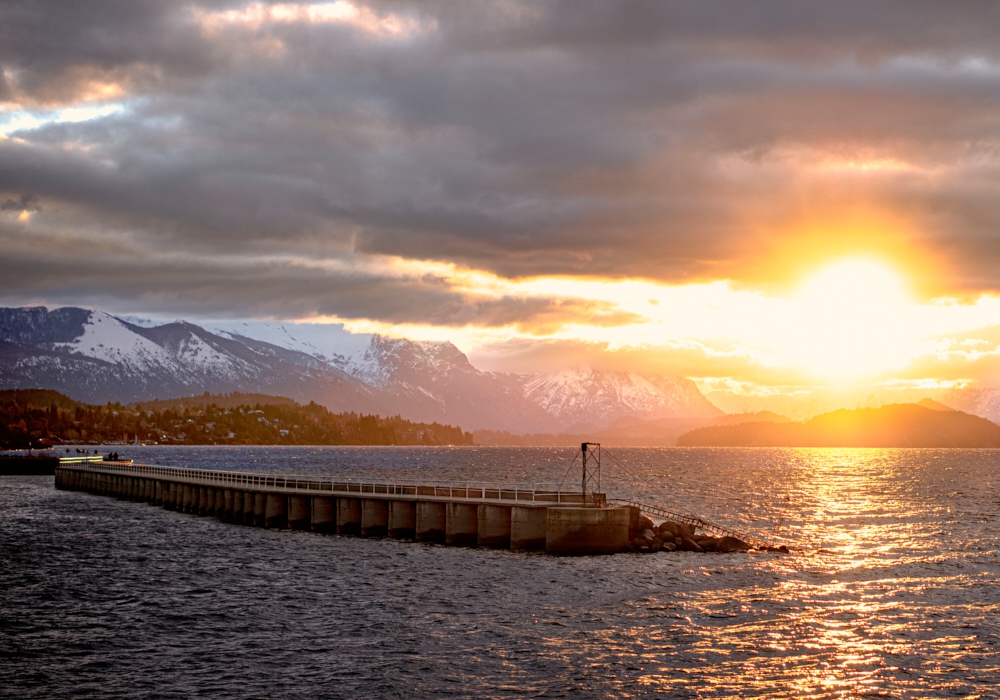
[2,446,1000,698]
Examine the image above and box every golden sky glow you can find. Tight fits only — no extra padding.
[312,255,1000,391]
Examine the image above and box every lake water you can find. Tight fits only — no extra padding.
[2,446,999,698]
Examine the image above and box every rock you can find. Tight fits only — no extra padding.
[679,537,703,553]
[637,515,655,533]
[715,536,751,553]
[660,542,676,552]
[633,538,662,554]
[639,528,656,542]
[698,537,719,552]
[658,520,696,538]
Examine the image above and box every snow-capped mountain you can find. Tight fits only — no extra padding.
[0,306,724,433]
[942,387,1000,424]
[524,368,722,430]
[0,307,381,413]
[343,335,562,432]
[203,319,371,368]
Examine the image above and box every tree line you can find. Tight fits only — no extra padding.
[0,390,473,448]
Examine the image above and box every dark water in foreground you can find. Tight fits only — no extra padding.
[2,446,1000,699]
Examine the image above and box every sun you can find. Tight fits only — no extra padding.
[785,259,920,381]
[798,259,909,311]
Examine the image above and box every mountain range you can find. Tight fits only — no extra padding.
[676,403,1000,448]
[0,306,721,434]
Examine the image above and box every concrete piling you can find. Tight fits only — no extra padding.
[416,502,447,543]
[446,503,478,546]
[388,501,416,539]
[311,497,336,533]
[253,493,266,527]
[215,489,227,519]
[232,490,243,522]
[361,499,388,537]
[264,494,288,528]
[477,504,512,548]
[545,507,630,555]
[337,498,361,535]
[242,491,255,525]
[288,495,310,530]
[511,506,547,551]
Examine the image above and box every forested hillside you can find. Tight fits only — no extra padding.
[0,390,472,448]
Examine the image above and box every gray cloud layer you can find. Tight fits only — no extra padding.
[3,0,1000,323]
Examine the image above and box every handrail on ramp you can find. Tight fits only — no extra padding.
[608,498,785,552]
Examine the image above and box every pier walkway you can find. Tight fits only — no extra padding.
[55,459,627,554]
[62,460,601,506]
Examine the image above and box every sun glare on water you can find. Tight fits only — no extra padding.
[785,259,919,381]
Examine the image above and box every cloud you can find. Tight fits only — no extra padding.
[0,192,39,212]
[3,0,1000,329]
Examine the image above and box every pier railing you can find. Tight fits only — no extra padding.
[60,460,601,506]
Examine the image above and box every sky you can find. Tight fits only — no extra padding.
[3,1,1000,404]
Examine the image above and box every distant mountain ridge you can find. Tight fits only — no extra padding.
[524,369,721,429]
[677,403,1000,447]
[0,306,720,434]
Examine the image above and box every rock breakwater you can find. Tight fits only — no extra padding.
[629,512,787,554]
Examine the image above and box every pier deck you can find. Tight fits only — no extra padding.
[55,460,629,554]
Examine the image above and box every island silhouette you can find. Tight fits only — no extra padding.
[676,400,1000,448]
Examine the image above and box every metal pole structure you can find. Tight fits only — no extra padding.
[581,442,601,505]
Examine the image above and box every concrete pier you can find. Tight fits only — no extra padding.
[265,494,288,528]
[337,498,361,535]
[545,507,630,555]
[388,500,415,539]
[232,490,243,522]
[243,491,255,525]
[54,461,636,555]
[361,499,388,537]
[416,501,446,543]
[288,495,310,530]
[511,506,547,551]
[311,497,336,533]
[253,493,266,527]
[222,489,235,521]
[446,503,478,546]
[477,504,512,548]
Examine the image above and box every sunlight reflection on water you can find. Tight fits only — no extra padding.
[2,446,999,698]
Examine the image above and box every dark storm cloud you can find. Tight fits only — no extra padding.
[0,216,641,330]
[0,193,40,212]
[3,0,1000,323]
